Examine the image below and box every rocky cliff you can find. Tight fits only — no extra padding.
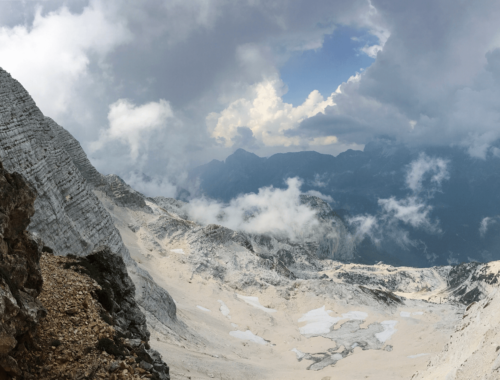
[0,161,45,378]
[0,67,178,340]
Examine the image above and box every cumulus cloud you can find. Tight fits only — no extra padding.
[0,1,130,119]
[207,77,336,148]
[292,0,500,157]
[91,99,175,161]
[186,178,329,240]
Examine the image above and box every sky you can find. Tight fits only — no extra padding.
[2,0,500,197]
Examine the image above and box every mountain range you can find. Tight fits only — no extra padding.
[190,143,500,267]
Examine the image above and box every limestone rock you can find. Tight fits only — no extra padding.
[0,66,177,338]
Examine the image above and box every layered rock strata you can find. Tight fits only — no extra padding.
[0,67,178,337]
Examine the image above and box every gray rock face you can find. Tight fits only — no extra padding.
[0,68,125,259]
[0,67,178,344]
[0,161,46,377]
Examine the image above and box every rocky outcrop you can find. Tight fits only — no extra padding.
[0,68,126,260]
[0,67,178,338]
[0,162,46,377]
[65,246,170,380]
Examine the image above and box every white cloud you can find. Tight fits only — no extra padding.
[347,154,448,249]
[207,77,335,148]
[480,216,498,237]
[305,190,333,203]
[348,214,379,243]
[91,99,175,161]
[379,196,436,231]
[0,1,130,118]
[186,178,328,240]
[405,153,449,194]
[121,172,178,199]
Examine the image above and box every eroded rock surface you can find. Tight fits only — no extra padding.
[0,67,178,343]
[0,161,46,377]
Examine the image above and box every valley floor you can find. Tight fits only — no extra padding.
[98,193,465,380]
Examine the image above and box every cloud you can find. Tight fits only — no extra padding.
[121,172,178,199]
[378,196,437,231]
[305,190,333,203]
[479,216,499,237]
[0,1,130,119]
[405,153,449,194]
[291,0,500,156]
[347,154,448,250]
[91,99,175,161]
[207,77,336,148]
[185,177,331,240]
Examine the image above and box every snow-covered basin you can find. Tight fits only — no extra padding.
[298,306,367,335]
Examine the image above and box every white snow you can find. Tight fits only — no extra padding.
[291,348,306,360]
[237,295,276,313]
[408,353,430,359]
[298,306,368,335]
[218,300,231,319]
[229,330,268,345]
[298,306,342,335]
[231,323,238,328]
[145,200,163,214]
[170,248,185,254]
[375,320,398,343]
[197,305,211,312]
[400,311,424,318]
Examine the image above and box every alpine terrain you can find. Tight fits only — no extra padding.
[2,67,500,380]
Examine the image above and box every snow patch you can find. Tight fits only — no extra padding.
[218,300,231,319]
[400,311,424,318]
[229,330,267,345]
[170,248,185,254]
[298,306,368,335]
[237,295,276,313]
[298,306,341,335]
[291,348,306,360]
[375,320,398,343]
[197,305,210,312]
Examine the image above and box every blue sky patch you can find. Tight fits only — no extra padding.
[280,26,378,106]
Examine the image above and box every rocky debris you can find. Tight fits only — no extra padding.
[64,246,154,342]
[15,252,170,380]
[14,253,169,380]
[0,161,46,377]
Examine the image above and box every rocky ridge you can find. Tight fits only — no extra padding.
[0,67,179,345]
